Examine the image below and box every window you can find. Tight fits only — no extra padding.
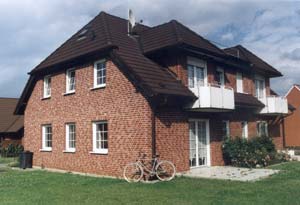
[241,121,248,139]
[94,59,106,88]
[216,68,225,86]
[236,72,243,93]
[43,76,51,98]
[188,65,205,88]
[222,120,230,139]
[65,123,76,152]
[92,121,108,154]
[42,125,52,151]
[66,69,76,93]
[255,77,265,99]
[257,121,268,137]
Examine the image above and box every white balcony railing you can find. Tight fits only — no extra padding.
[188,84,235,110]
[259,96,288,115]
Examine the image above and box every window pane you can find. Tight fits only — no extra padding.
[196,67,204,86]
[94,122,108,151]
[96,61,106,86]
[188,65,194,88]
[68,70,75,91]
[68,124,76,149]
[44,125,52,148]
[44,77,51,96]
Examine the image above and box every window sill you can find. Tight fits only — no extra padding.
[89,151,108,155]
[39,149,52,152]
[63,91,75,96]
[63,150,76,153]
[90,85,106,91]
[41,96,51,101]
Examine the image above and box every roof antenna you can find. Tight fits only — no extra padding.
[128,9,136,35]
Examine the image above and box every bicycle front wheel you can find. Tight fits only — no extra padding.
[155,160,176,181]
[123,162,143,183]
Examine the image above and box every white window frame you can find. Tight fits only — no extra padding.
[92,121,108,154]
[255,75,266,99]
[241,121,248,139]
[257,121,268,137]
[188,119,211,167]
[93,59,106,88]
[187,57,208,88]
[42,124,52,151]
[65,123,76,152]
[236,72,243,93]
[66,68,76,93]
[216,67,225,87]
[222,120,230,139]
[43,75,51,98]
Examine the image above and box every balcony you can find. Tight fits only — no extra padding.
[259,96,288,115]
[187,84,235,111]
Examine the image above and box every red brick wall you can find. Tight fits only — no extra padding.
[155,108,189,172]
[284,87,300,147]
[24,60,153,177]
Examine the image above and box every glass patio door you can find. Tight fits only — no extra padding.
[189,120,210,167]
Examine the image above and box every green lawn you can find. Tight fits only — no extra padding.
[0,162,300,205]
[0,157,17,164]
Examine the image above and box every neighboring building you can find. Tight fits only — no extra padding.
[15,12,288,177]
[284,85,300,148]
[0,98,24,147]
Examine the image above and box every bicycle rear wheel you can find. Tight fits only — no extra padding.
[155,160,176,181]
[123,162,143,183]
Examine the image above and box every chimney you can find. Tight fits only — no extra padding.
[128,9,136,36]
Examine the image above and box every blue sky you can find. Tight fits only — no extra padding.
[0,0,299,97]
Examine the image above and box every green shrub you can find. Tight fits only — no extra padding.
[0,144,24,157]
[222,136,277,168]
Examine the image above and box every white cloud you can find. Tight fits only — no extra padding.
[221,33,234,41]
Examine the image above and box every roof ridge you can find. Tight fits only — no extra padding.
[170,20,182,43]
[100,12,113,45]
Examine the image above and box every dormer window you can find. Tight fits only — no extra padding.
[77,29,88,41]
[43,76,51,98]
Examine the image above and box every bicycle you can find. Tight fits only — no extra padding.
[123,153,176,182]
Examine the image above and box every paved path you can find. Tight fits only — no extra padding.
[179,166,280,182]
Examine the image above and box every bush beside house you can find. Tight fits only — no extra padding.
[0,143,24,157]
[222,136,290,168]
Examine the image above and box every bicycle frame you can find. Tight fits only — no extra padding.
[136,157,158,176]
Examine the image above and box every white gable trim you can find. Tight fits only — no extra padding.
[285,85,300,97]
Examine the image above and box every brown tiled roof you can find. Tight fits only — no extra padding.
[224,45,282,77]
[234,93,265,108]
[138,20,226,56]
[0,98,23,133]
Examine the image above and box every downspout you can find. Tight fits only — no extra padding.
[151,106,156,158]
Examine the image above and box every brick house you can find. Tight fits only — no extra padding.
[283,85,300,149]
[0,98,23,148]
[15,12,288,177]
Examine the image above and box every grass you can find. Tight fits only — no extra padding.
[0,157,17,164]
[0,162,300,205]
